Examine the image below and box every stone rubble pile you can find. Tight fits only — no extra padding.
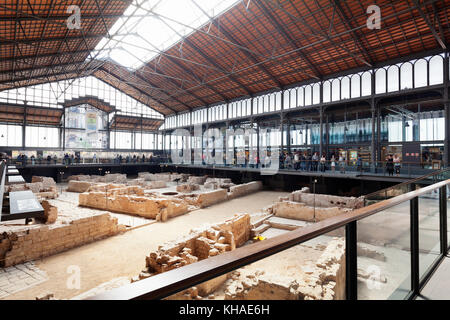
[224,238,346,300]
[6,176,58,200]
[130,214,251,298]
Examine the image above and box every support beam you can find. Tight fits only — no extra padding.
[412,0,447,50]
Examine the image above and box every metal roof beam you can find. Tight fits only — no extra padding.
[412,0,447,49]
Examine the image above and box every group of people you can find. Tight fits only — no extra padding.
[385,154,402,176]
[113,154,154,164]
[63,153,80,165]
[280,152,363,173]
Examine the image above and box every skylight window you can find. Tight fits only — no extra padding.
[92,0,239,70]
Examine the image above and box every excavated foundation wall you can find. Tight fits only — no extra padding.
[0,214,124,267]
[77,179,263,221]
[78,184,189,221]
[269,187,364,222]
[128,214,251,298]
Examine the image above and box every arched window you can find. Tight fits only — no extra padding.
[387,66,399,92]
[332,78,341,101]
[361,71,372,96]
[323,80,331,103]
[400,63,413,90]
[351,74,361,98]
[414,59,428,88]
[313,83,321,104]
[283,90,290,109]
[275,92,282,111]
[375,68,387,94]
[253,97,258,115]
[258,96,264,114]
[429,55,444,85]
[270,93,276,112]
[341,77,350,100]
[297,86,304,107]
[289,89,297,109]
[304,85,312,106]
[262,95,268,113]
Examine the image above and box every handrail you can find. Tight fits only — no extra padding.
[364,167,450,199]
[89,178,450,300]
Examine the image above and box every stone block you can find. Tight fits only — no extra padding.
[196,189,228,208]
[176,184,200,193]
[67,181,93,193]
[228,181,263,199]
[187,176,208,185]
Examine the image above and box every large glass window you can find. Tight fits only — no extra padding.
[0,77,163,119]
[111,131,132,149]
[0,124,22,147]
[25,126,58,148]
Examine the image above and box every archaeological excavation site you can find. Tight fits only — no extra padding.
[1,166,433,302]
[1,0,450,309]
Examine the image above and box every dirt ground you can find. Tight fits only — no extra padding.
[3,190,287,300]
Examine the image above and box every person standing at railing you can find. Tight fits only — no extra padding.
[31,155,35,166]
[294,151,300,170]
[284,153,293,169]
[53,154,57,164]
[357,155,363,173]
[93,154,97,164]
[312,152,319,171]
[386,155,394,176]
[320,154,326,172]
[331,155,336,172]
[339,155,346,173]
[306,153,312,171]
[394,154,401,176]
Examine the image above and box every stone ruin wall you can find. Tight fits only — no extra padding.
[78,184,189,221]
[76,175,263,222]
[67,172,191,193]
[128,212,345,301]
[6,176,59,200]
[266,187,364,222]
[0,214,124,267]
[129,213,251,298]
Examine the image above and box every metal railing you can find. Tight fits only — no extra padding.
[89,178,450,300]
[364,168,450,204]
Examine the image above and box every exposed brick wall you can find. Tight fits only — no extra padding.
[0,214,124,267]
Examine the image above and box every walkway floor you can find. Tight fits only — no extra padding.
[417,255,450,300]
